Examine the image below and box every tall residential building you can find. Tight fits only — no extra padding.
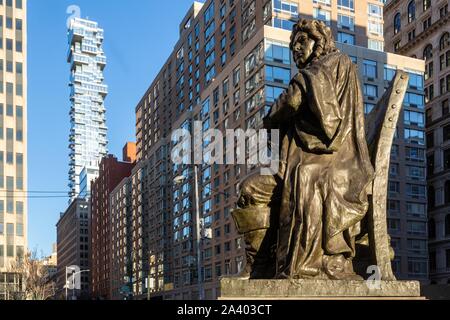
[0,0,27,300]
[56,198,91,300]
[90,155,134,300]
[124,0,426,300]
[67,17,108,201]
[384,0,450,284]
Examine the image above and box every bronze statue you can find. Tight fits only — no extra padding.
[232,19,408,282]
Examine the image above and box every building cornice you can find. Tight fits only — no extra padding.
[385,0,401,13]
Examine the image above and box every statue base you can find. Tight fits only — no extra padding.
[218,278,424,300]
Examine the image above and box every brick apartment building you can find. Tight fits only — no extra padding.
[90,150,135,299]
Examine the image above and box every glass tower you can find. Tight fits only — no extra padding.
[67,17,108,201]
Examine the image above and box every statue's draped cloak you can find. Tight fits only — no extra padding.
[267,52,375,277]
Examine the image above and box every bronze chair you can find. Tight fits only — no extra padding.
[232,71,410,281]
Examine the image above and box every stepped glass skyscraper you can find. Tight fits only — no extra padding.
[0,0,27,299]
[67,17,108,201]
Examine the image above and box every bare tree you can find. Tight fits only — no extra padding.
[5,250,56,300]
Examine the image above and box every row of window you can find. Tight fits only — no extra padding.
[0,0,23,9]
[0,223,24,237]
[393,4,448,52]
[394,0,443,35]
[0,16,23,30]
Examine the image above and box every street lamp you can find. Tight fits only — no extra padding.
[65,267,90,300]
[174,164,205,300]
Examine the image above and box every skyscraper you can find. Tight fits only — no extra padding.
[67,17,108,201]
[0,0,27,300]
[384,0,450,284]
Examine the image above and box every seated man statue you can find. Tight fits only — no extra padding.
[233,19,375,281]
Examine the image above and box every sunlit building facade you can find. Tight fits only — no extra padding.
[0,0,27,300]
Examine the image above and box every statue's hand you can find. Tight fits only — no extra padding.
[263,80,303,129]
[285,81,303,110]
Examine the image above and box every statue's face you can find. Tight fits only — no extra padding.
[292,31,315,68]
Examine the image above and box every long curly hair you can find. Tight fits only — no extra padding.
[290,19,338,60]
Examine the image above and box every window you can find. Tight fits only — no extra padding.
[406,184,426,199]
[408,1,416,23]
[440,33,449,51]
[363,60,377,78]
[428,218,436,238]
[313,8,331,25]
[423,16,432,31]
[443,99,450,116]
[364,84,378,98]
[273,0,298,16]
[265,66,290,84]
[404,129,425,145]
[204,2,215,25]
[394,13,401,34]
[408,72,424,90]
[338,14,354,31]
[265,85,284,103]
[389,181,400,193]
[6,17,12,29]
[407,221,427,235]
[404,92,424,108]
[272,17,295,31]
[407,202,426,218]
[265,39,290,65]
[6,38,12,51]
[15,18,22,31]
[445,149,450,169]
[428,186,435,208]
[425,85,434,103]
[337,32,355,45]
[368,21,383,36]
[446,214,450,236]
[233,67,240,86]
[368,3,382,19]
[427,132,434,148]
[404,110,424,127]
[368,39,384,52]
[427,154,434,176]
[423,0,431,11]
[337,0,354,11]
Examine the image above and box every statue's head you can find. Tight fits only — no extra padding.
[290,19,338,68]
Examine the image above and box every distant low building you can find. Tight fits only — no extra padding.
[56,199,91,300]
[42,244,58,283]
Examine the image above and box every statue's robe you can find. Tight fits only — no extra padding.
[265,51,375,278]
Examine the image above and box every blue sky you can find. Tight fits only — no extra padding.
[28,0,199,255]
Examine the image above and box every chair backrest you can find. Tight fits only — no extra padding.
[364,71,410,280]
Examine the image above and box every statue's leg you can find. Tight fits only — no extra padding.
[232,174,280,279]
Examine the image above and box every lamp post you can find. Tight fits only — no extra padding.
[65,267,90,300]
[174,164,204,300]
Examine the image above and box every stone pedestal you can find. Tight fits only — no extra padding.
[218,278,424,300]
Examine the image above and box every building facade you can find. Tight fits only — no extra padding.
[90,155,134,299]
[384,0,450,284]
[67,17,108,201]
[56,198,91,300]
[121,0,427,300]
[0,0,27,300]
